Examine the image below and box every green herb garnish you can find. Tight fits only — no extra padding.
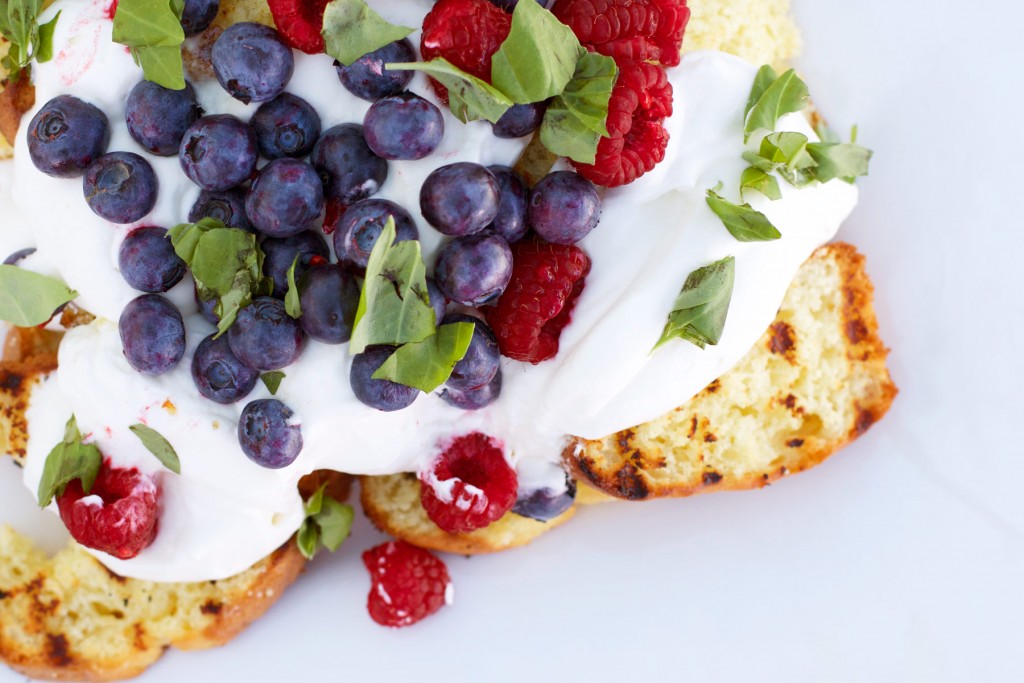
[372,321,474,393]
[111,0,186,90]
[654,256,736,351]
[387,57,514,124]
[539,48,617,165]
[321,0,413,67]
[284,255,302,319]
[705,188,781,242]
[37,416,101,507]
[742,131,872,191]
[260,371,285,395]
[806,141,872,184]
[0,1,60,80]
[489,0,578,104]
[0,265,77,327]
[297,483,354,560]
[743,66,809,142]
[739,166,782,201]
[129,423,180,474]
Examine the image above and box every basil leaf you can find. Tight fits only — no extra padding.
[539,49,617,164]
[296,519,320,559]
[757,131,816,186]
[349,217,437,354]
[806,142,873,184]
[372,321,474,392]
[653,256,736,351]
[296,483,354,560]
[705,189,781,242]
[0,0,57,73]
[130,44,185,90]
[743,68,809,141]
[129,423,181,474]
[388,58,513,124]
[744,64,777,122]
[112,0,186,90]
[321,0,413,67]
[0,265,77,327]
[261,371,285,395]
[37,416,102,507]
[490,0,578,104]
[284,255,302,319]
[740,167,781,201]
[34,9,58,63]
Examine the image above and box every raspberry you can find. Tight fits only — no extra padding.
[572,61,671,187]
[551,0,690,67]
[486,239,590,363]
[267,0,331,54]
[56,461,159,560]
[362,541,452,628]
[420,432,518,533]
[420,0,513,103]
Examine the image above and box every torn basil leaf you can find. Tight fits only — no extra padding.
[285,255,302,319]
[321,0,414,67]
[37,416,102,508]
[372,321,474,392]
[806,142,873,184]
[539,48,617,164]
[743,67,809,142]
[387,58,514,124]
[261,371,285,395]
[654,256,736,351]
[129,423,181,474]
[705,189,781,242]
[0,265,77,327]
[111,0,186,90]
[297,483,354,560]
[739,166,782,201]
[489,0,579,104]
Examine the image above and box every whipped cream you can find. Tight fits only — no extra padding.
[6,0,857,581]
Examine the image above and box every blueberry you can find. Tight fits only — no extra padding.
[238,399,303,469]
[245,158,324,238]
[191,333,259,404]
[363,91,443,161]
[528,171,601,244]
[433,233,512,307]
[443,313,500,391]
[196,286,220,325]
[440,370,501,410]
[420,163,500,236]
[212,22,294,104]
[487,0,547,10]
[512,477,577,522]
[189,188,252,230]
[262,230,330,298]
[335,39,415,101]
[227,297,306,372]
[486,165,529,243]
[298,264,360,344]
[27,95,110,178]
[310,123,388,206]
[179,0,220,35]
[331,198,418,270]
[350,346,419,412]
[125,80,202,156]
[426,277,447,326]
[179,115,257,191]
[251,93,321,160]
[118,226,186,293]
[492,101,546,139]
[82,152,159,224]
[3,248,36,265]
[119,294,186,375]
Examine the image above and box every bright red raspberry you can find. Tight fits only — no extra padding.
[268,0,331,54]
[420,0,513,103]
[363,541,452,628]
[551,0,690,67]
[486,239,591,363]
[420,432,518,533]
[56,461,159,560]
[573,61,671,187]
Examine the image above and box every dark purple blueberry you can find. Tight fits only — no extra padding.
[442,313,500,391]
[528,171,601,244]
[189,188,252,230]
[426,277,446,326]
[363,91,443,161]
[492,101,546,139]
[330,198,417,270]
[118,226,186,293]
[245,158,324,238]
[238,399,303,469]
[3,248,36,265]
[512,476,577,522]
[420,163,500,236]
[440,370,501,410]
[251,93,321,160]
[262,230,330,298]
[27,95,110,178]
[82,152,158,224]
[180,0,220,35]
[125,80,202,156]
[487,0,547,10]
[212,22,294,104]
[310,123,388,206]
[191,333,259,404]
[350,346,420,412]
[335,39,415,101]
[179,115,258,191]
[119,294,186,375]
[486,165,529,243]
[227,297,306,372]
[433,233,512,307]
[196,286,220,325]
[298,264,360,344]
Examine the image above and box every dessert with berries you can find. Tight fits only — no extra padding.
[0,0,895,677]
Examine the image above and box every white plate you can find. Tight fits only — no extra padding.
[3,1,1024,681]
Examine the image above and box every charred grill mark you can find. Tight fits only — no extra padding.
[614,463,648,500]
[768,321,796,360]
[200,600,223,616]
[787,438,805,448]
[45,634,72,667]
[702,471,723,486]
[854,408,876,436]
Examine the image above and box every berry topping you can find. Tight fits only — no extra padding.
[420,432,518,533]
[27,95,110,178]
[179,115,258,192]
[350,346,420,412]
[443,313,501,392]
[212,23,295,104]
[119,294,186,375]
[433,233,513,307]
[180,0,220,36]
[486,165,529,243]
[420,0,512,103]
[492,101,547,139]
[528,171,601,244]
[362,541,452,628]
[336,39,416,102]
[82,152,159,224]
[125,80,202,157]
[298,264,361,344]
[512,475,577,521]
[119,226,186,293]
[267,0,330,54]
[426,277,448,326]
[486,239,590,363]
[440,370,502,410]
[57,461,159,560]
[245,158,325,238]
[262,230,330,299]
[192,333,259,404]
[571,61,672,187]
[551,0,690,67]
[420,162,500,236]
[189,188,252,231]
[363,91,444,161]
[311,123,389,207]
[238,398,303,469]
[331,198,418,270]
[251,93,322,160]
[228,298,307,372]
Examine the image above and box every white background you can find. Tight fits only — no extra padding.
[3,0,1024,681]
